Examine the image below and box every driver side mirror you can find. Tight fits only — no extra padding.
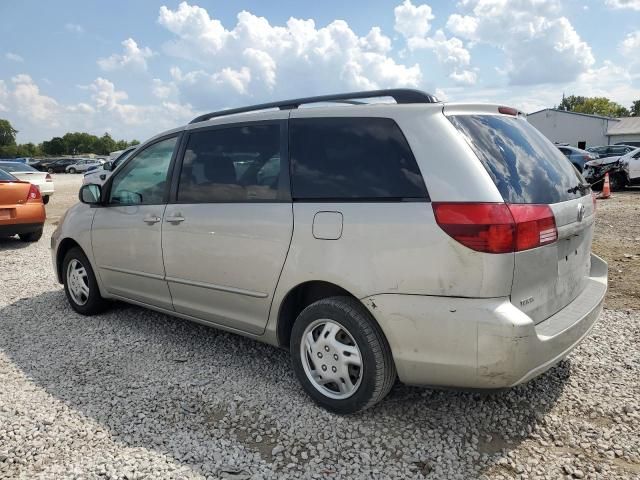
[79,184,102,205]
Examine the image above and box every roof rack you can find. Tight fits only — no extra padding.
[189,88,439,124]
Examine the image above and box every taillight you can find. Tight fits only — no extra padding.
[45,173,52,182]
[433,203,557,254]
[27,184,42,202]
[498,106,518,116]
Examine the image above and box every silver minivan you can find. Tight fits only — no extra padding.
[51,89,607,414]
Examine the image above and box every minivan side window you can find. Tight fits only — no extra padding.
[289,117,427,200]
[109,136,177,205]
[177,124,282,203]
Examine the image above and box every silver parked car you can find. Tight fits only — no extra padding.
[51,90,607,414]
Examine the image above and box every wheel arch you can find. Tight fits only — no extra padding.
[276,280,373,348]
[55,238,83,283]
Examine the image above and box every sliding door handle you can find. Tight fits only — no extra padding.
[165,215,185,224]
[143,215,161,224]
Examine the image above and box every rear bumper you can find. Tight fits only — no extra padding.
[362,254,608,388]
[38,184,55,196]
[0,222,44,235]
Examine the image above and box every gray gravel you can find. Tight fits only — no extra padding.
[1,225,639,479]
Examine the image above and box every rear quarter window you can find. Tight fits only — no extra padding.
[448,114,585,204]
[290,117,427,201]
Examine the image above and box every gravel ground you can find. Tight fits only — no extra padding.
[0,177,639,479]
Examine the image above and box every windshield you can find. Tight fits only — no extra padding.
[448,114,586,204]
[0,162,38,173]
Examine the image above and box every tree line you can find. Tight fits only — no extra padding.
[557,95,640,118]
[0,119,140,158]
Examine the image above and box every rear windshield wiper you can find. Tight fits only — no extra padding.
[567,183,591,194]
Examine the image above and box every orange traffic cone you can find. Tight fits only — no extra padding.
[598,172,611,199]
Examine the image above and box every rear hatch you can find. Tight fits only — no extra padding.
[446,108,594,323]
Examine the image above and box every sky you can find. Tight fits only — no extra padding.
[0,0,639,143]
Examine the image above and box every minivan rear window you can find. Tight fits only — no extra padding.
[449,115,585,204]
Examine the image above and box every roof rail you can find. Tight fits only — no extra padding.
[189,88,439,124]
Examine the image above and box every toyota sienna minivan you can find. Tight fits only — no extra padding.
[51,89,607,414]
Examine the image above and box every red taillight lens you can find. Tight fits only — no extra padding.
[508,204,557,251]
[433,203,557,254]
[45,173,52,182]
[498,106,518,116]
[27,184,42,202]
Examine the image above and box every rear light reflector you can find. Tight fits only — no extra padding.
[27,184,42,202]
[45,173,52,182]
[433,203,557,254]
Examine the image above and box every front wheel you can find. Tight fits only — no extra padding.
[62,247,108,315]
[47,167,54,174]
[290,296,396,414]
[609,173,626,191]
[42,195,50,205]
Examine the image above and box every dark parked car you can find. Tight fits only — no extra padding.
[587,145,634,158]
[35,158,78,173]
[556,146,597,172]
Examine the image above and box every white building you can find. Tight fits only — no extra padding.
[527,108,620,149]
[606,117,640,146]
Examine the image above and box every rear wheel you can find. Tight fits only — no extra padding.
[47,167,54,174]
[290,296,396,414]
[62,247,108,315]
[68,168,76,174]
[18,228,43,242]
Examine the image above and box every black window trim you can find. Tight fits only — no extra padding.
[288,116,430,203]
[168,119,291,204]
[101,132,182,207]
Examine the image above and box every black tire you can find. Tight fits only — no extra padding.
[609,173,626,191]
[62,247,109,315]
[42,195,50,205]
[18,228,43,242]
[47,167,54,174]
[68,168,76,174]
[290,296,396,414]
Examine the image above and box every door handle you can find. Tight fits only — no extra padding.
[165,214,185,224]
[143,215,161,224]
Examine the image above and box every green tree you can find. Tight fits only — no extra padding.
[42,137,66,155]
[0,119,18,147]
[558,95,629,117]
[631,100,640,117]
[93,133,117,155]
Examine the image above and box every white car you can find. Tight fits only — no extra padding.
[0,161,54,204]
[82,146,137,186]
[66,159,104,174]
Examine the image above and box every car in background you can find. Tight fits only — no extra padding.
[556,145,597,172]
[35,158,78,173]
[0,161,54,204]
[587,145,634,159]
[0,168,46,242]
[65,159,104,174]
[615,141,640,148]
[583,147,640,191]
[83,146,137,185]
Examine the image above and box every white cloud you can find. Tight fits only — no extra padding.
[11,74,59,123]
[65,23,84,34]
[5,52,24,63]
[605,0,640,10]
[449,69,477,85]
[446,0,594,85]
[0,74,196,142]
[98,38,154,71]
[620,31,640,58]
[157,2,422,109]
[394,0,435,39]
